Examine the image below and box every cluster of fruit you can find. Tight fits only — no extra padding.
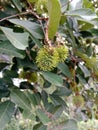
[36,45,69,71]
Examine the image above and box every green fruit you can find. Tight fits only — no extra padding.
[85,38,93,44]
[19,70,38,83]
[73,95,84,107]
[56,45,68,62]
[36,46,59,71]
[28,72,38,83]
[19,70,25,79]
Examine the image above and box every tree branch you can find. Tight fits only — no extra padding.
[0,11,29,22]
[26,0,34,11]
[0,10,48,23]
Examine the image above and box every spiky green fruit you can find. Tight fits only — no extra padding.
[56,45,68,62]
[36,46,59,71]
[35,0,47,14]
[73,95,84,107]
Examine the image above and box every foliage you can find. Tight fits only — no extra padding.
[3,116,98,130]
[0,0,98,129]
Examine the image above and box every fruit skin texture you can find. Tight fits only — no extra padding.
[56,45,68,62]
[73,95,84,107]
[36,46,59,71]
[36,45,69,71]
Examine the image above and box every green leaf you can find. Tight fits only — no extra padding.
[3,70,18,78]
[0,63,9,71]
[24,91,41,106]
[1,26,29,50]
[0,79,10,98]
[83,0,94,11]
[78,63,90,78]
[58,63,72,78]
[0,54,10,63]
[50,94,67,106]
[11,0,22,12]
[67,9,97,21]
[12,91,36,120]
[16,56,37,69]
[9,19,44,39]
[60,0,69,13]
[0,40,25,58]
[33,123,47,130]
[41,90,49,107]
[77,75,87,85]
[0,32,8,41]
[10,88,32,110]
[91,18,98,28]
[69,0,82,10]
[53,86,72,96]
[36,109,50,125]
[42,72,63,87]
[79,20,94,30]
[51,105,63,118]
[62,119,78,130]
[23,109,35,120]
[76,51,98,76]
[0,54,10,71]
[32,36,42,47]
[47,0,61,39]
[0,100,15,129]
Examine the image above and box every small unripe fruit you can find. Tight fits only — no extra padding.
[85,38,93,44]
[73,95,84,107]
[19,70,25,79]
[56,45,68,62]
[29,72,38,83]
[19,70,38,83]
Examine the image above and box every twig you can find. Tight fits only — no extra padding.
[45,24,52,47]
[26,48,32,61]
[0,11,29,22]
[0,10,48,23]
[26,0,34,11]
[39,20,46,38]
[30,10,48,20]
